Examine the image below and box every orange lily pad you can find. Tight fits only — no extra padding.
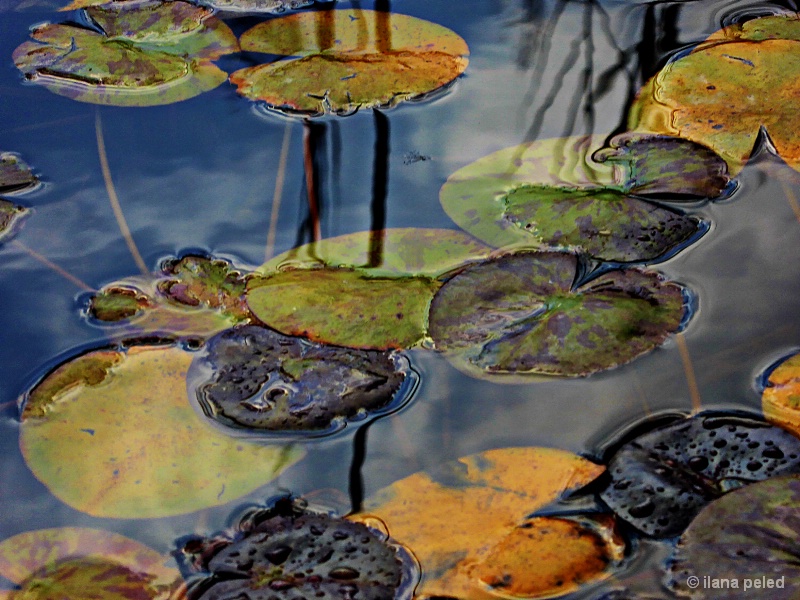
[762,351,800,437]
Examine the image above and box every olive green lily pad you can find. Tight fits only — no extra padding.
[0,527,180,599]
[230,9,469,116]
[19,341,304,518]
[439,134,724,263]
[428,250,686,378]
[0,153,37,195]
[13,0,238,106]
[0,199,28,244]
[628,14,800,174]
[668,475,800,598]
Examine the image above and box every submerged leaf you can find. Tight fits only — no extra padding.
[440,135,713,262]
[19,341,304,518]
[0,527,179,599]
[668,475,800,598]
[246,267,440,350]
[230,10,469,115]
[13,0,238,106]
[762,352,800,437]
[428,251,686,378]
[629,14,800,174]
[0,153,37,194]
[190,325,410,436]
[600,412,800,538]
[358,447,607,599]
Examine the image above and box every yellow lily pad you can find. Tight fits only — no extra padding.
[762,351,800,437]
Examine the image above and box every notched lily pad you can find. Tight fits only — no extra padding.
[14,0,238,106]
[762,351,800,438]
[600,412,800,538]
[230,9,469,116]
[428,250,686,378]
[0,152,38,194]
[179,498,414,600]
[190,325,410,437]
[667,474,800,599]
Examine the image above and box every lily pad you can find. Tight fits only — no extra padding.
[179,498,415,600]
[439,135,720,262]
[13,0,238,106]
[428,250,686,378]
[230,9,469,116]
[762,351,800,438]
[359,447,607,599]
[668,475,800,598]
[246,266,440,350]
[0,153,37,194]
[189,325,410,437]
[628,14,800,174]
[0,527,179,599]
[19,341,304,518]
[0,200,28,244]
[600,412,800,538]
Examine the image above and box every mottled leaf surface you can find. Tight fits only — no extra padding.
[180,501,410,600]
[19,342,303,518]
[668,475,800,598]
[231,10,469,115]
[14,0,238,106]
[0,199,28,244]
[0,153,37,194]
[762,352,800,438]
[359,447,606,599]
[629,15,800,174]
[246,267,440,350]
[428,251,686,378]
[601,412,800,538]
[0,527,179,600]
[190,325,408,436]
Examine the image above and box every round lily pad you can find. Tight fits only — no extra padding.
[19,340,304,518]
[13,0,238,106]
[668,475,800,598]
[189,325,411,437]
[600,412,800,538]
[230,9,469,116]
[629,14,800,174]
[0,153,37,195]
[179,499,415,600]
[762,351,800,438]
[0,200,28,245]
[428,250,686,378]
[439,135,717,262]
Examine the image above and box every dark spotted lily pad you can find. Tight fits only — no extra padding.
[439,134,724,263]
[629,14,800,174]
[179,499,415,600]
[230,9,469,116]
[13,0,238,106]
[190,325,410,437]
[600,412,800,538]
[668,474,800,599]
[428,250,686,378]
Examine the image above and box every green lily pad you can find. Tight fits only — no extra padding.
[600,412,800,538]
[427,250,686,378]
[246,266,440,350]
[13,0,238,106]
[230,9,469,116]
[190,325,410,437]
[0,153,37,195]
[668,475,800,598]
[439,134,724,263]
[628,14,800,174]
[0,199,28,244]
[19,340,304,518]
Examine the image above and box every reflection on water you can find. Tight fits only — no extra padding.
[1,0,800,596]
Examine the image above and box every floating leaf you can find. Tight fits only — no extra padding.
[13,0,238,106]
[428,250,686,378]
[230,10,469,116]
[762,352,800,437]
[0,199,28,244]
[19,341,304,518]
[190,325,410,437]
[246,266,440,350]
[0,153,37,194]
[179,498,415,600]
[440,135,714,262]
[261,228,493,278]
[0,527,179,600]
[668,475,800,598]
[359,447,607,599]
[628,14,800,174]
[600,412,800,538]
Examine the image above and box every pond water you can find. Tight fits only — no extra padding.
[1,0,800,597]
